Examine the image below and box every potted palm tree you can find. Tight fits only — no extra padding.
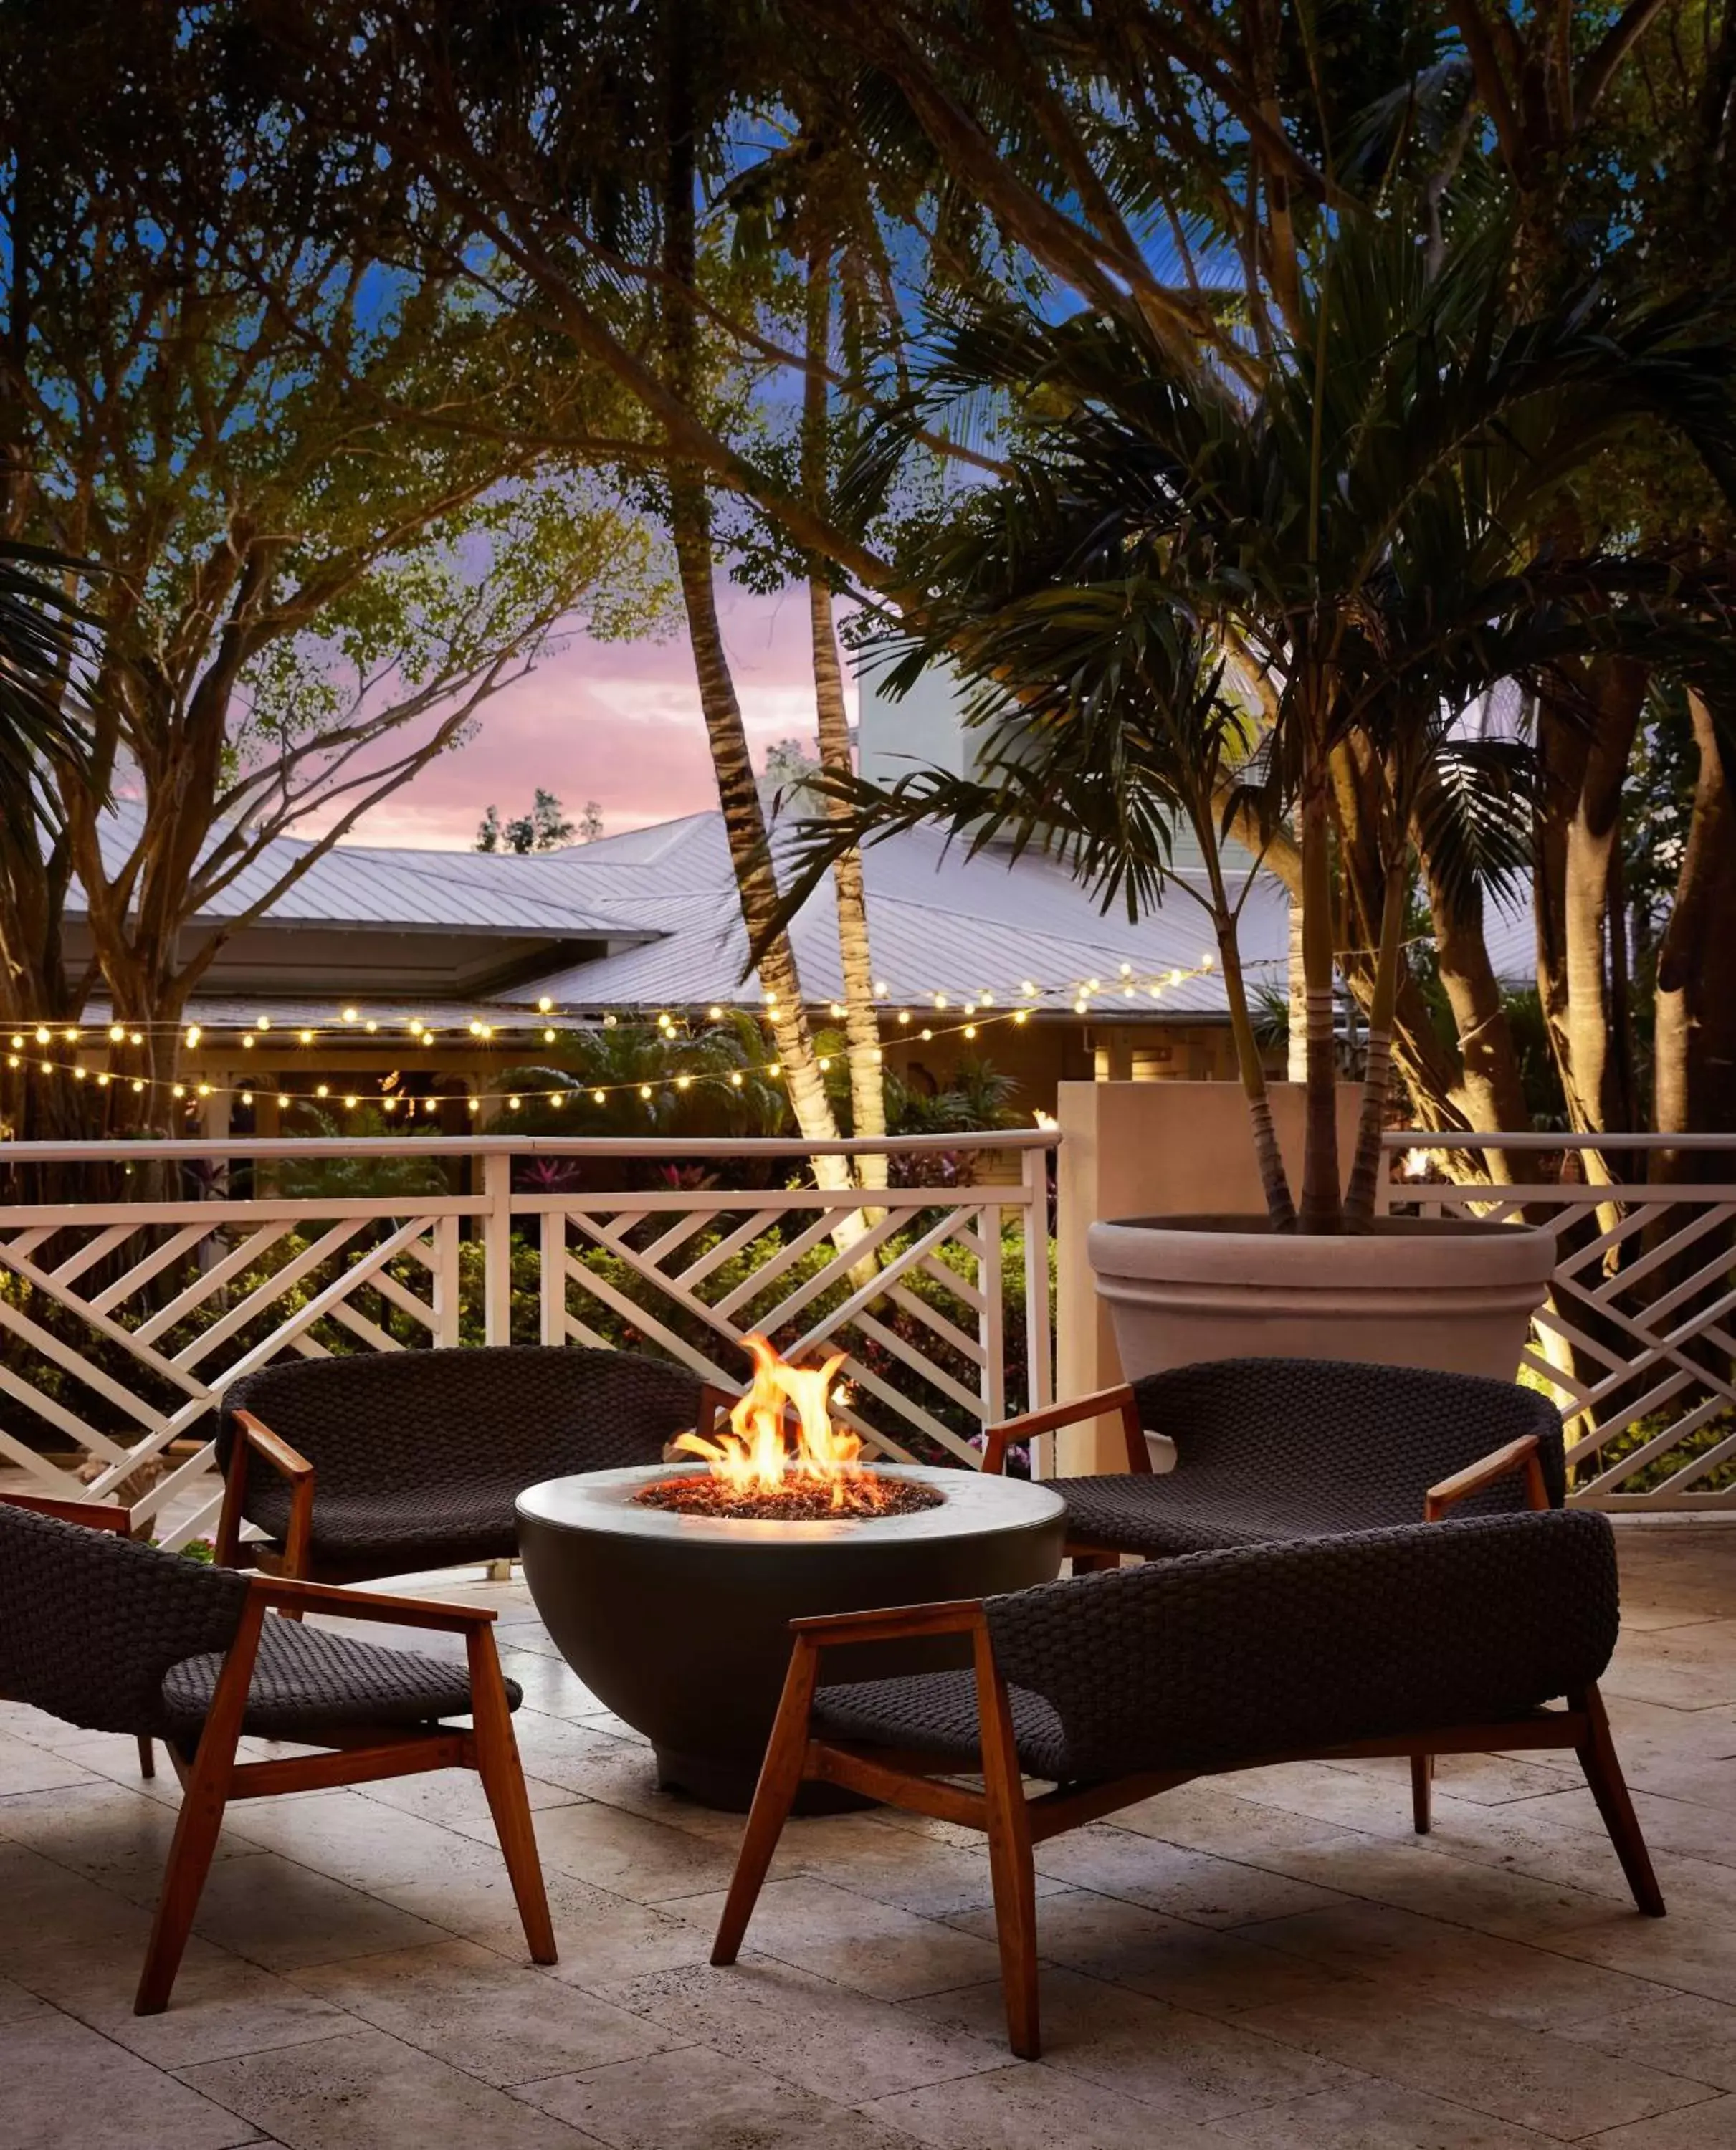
[780,199,1736,1379]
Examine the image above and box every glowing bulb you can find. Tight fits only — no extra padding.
[897,1010,911,1026]
[6,1054,17,1069]
[240,1090,254,1107]
[639,1084,652,1100]
[544,1028,556,1043]
[1087,978,1101,993]
[963,1001,977,1016]
[133,1079,145,1094]
[920,1027,933,1041]
[196,1082,212,1098]
[341,1093,357,1109]
[34,1026,49,1044]
[467,1097,480,1114]
[933,993,947,1008]
[108,1023,125,1043]
[315,1083,329,1099]
[593,1089,605,1104]
[1201,952,1215,970]
[96,1072,110,1088]
[768,1061,781,1075]
[550,1090,563,1106]
[981,992,994,1006]
[707,1005,724,1021]
[242,1033,254,1048]
[129,1031,142,1046]
[818,1056,831,1071]
[1074,998,1088,1014]
[171,1083,186,1099]
[72,1066,85,1081]
[1122,985,1136,999]
[257,1015,271,1030]
[341,1006,358,1024]
[277,1093,290,1109]
[299,1029,313,1044]
[507,1095,520,1111]
[537,995,553,1013]
[365,1020,378,1034]
[874,980,889,998]
[185,1025,201,1046]
[829,1002,845,1018]
[1021,980,1037,996]
[1120,962,1133,976]
[1014,1009,1029,1026]
[676,1075,692,1091]
[872,1047,884,1064]
[604,1013,617,1028]
[963,1024,977,1039]
[730,1071,744,1087]
[382,1096,396,1113]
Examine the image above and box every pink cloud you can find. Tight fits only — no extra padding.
[301,585,852,850]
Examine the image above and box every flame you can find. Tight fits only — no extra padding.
[672,1334,887,1511]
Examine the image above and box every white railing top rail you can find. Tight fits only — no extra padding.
[0,1129,1060,1165]
[1383,1130,1736,1153]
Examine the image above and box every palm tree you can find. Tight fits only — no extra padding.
[776,193,1736,1231]
[0,538,96,789]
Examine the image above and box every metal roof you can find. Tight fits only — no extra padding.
[512,813,1289,1018]
[80,800,648,940]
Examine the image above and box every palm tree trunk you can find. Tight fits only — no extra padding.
[803,249,887,1190]
[668,491,850,1195]
[1344,854,1408,1226]
[1198,808,1294,1227]
[1297,758,1344,1231]
[659,33,848,1198]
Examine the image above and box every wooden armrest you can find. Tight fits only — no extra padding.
[981,1385,1148,1476]
[216,1408,317,1572]
[0,1489,134,1533]
[1424,1433,1550,1521]
[790,1598,985,1648]
[233,1410,315,1481]
[693,1383,740,1444]
[247,1574,500,1631]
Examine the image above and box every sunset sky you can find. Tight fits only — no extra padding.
[310,585,847,851]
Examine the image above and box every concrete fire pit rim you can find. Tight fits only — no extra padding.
[516,1460,1063,1549]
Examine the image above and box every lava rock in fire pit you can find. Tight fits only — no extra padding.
[632,1471,944,1522]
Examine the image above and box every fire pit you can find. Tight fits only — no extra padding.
[516,1339,1065,1808]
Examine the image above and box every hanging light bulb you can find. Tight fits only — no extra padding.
[1014,1009,1029,1026]
[242,1033,255,1048]
[171,1083,186,1099]
[676,1075,692,1091]
[874,980,889,998]
[34,1026,49,1044]
[707,1005,724,1021]
[340,1007,358,1025]
[240,1089,254,1107]
[277,1093,290,1109]
[897,1010,912,1026]
[257,1015,272,1031]
[963,1025,978,1040]
[343,1094,358,1109]
[185,1025,201,1047]
[365,1020,378,1034]
[507,1095,521,1111]
[108,1023,125,1043]
[920,1027,933,1041]
[315,1083,329,1099]
[96,1071,110,1089]
[537,996,553,1013]
[604,1013,617,1028]
[592,1089,605,1104]
[133,1079,146,1094]
[299,1029,314,1044]
[543,1027,556,1043]
[730,1071,744,1087]
[130,1031,143,1046]
[639,1084,652,1100]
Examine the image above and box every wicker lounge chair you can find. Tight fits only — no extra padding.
[983,1355,1565,1831]
[0,1489,555,2015]
[216,1344,706,1585]
[712,1507,1660,2059]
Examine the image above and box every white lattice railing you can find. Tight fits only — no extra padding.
[0,1132,1055,1549]
[1382,1132,1736,1514]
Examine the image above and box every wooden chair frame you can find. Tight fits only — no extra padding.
[712,1595,1664,2060]
[981,1390,1556,1834]
[0,1491,554,2015]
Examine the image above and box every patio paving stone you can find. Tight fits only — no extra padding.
[3,1521,1734,2149]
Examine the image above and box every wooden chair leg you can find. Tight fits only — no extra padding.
[1411,1752,1433,1833]
[467,1628,556,1964]
[976,1628,1041,2059]
[138,1735,156,1781]
[135,1598,265,2015]
[1575,1686,1665,1917]
[712,1640,819,1967]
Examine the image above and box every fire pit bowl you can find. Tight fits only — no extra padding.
[517,1461,1066,1809]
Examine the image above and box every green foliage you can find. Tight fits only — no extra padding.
[475,788,583,854]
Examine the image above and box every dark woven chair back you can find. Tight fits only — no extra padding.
[220,1345,705,1498]
[0,1503,249,1738]
[984,1507,1617,1782]
[1136,1357,1567,1516]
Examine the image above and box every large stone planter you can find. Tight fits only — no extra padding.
[1087,1213,1557,1387]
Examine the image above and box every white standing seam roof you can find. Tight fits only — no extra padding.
[71,801,1305,1019]
[79,800,650,940]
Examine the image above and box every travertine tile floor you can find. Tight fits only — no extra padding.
[3,1521,1734,2149]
